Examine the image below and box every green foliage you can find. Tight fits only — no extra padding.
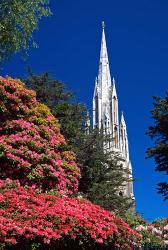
[25,71,73,107]
[0,0,51,62]
[25,72,133,214]
[123,211,147,228]
[77,129,131,214]
[25,72,86,145]
[54,102,87,145]
[147,93,168,200]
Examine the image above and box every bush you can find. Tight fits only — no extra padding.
[124,212,168,249]
[0,179,139,249]
[0,76,140,249]
[0,77,80,195]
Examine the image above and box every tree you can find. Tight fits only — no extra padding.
[25,71,73,107]
[0,0,51,62]
[76,129,131,214]
[147,93,168,200]
[25,72,88,145]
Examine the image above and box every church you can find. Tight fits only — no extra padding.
[92,22,135,205]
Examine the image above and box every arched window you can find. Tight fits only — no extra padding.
[114,125,118,147]
[120,128,124,151]
[124,130,127,157]
[110,101,112,124]
[113,96,116,124]
[104,121,107,134]
[125,137,127,157]
[119,191,123,197]
[95,96,99,127]
[104,115,108,134]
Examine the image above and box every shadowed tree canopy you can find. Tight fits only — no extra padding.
[147,93,168,200]
[24,71,86,145]
[0,0,51,62]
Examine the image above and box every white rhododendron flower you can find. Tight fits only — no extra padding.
[152,228,162,235]
[136,225,147,232]
[164,225,168,231]
[164,240,168,245]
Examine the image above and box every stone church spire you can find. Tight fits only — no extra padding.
[92,22,135,208]
[93,22,112,132]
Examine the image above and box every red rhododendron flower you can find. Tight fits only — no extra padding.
[0,179,139,249]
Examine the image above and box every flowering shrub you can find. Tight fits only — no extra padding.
[148,218,168,247]
[0,76,141,249]
[135,224,165,248]
[0,77,80,194]
[0,179,140,249]
[124,212,168,249]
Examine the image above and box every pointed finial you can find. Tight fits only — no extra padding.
[95,77,98,85]
[121,111,126,124]
[112,77,117,96]
[102,21,105,29]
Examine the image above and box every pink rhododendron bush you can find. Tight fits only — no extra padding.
[0,77,140,249]
[0,76,80,194]
[0,179,139,249]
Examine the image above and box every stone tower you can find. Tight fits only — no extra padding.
[92,22,135,205]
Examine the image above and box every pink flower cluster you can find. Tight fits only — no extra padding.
[136,218,168,246]
[0,77,36,121]
[0,77,80,194]
[152,219,168,246]
[0,179,139,249]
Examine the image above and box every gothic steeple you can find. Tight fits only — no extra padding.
[92,22,135,207]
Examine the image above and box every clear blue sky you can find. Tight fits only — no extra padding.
[1,0,168,221]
